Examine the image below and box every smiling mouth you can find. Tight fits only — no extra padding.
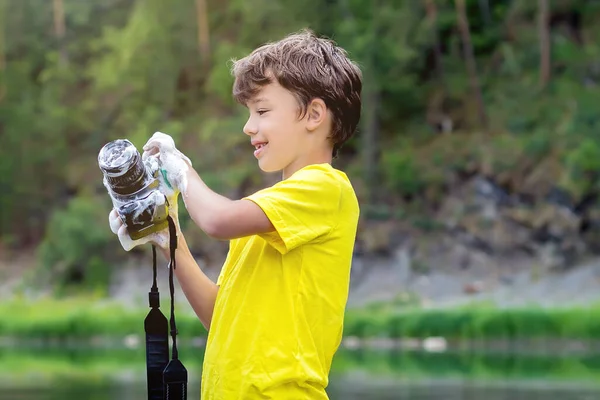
[254,142,267,150]
[253,142,268,158]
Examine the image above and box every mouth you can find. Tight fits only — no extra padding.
[253,142,268,158]
[254,142,267,150]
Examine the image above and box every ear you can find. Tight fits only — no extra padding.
[305,98,327,132]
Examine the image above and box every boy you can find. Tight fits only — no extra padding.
[109,29,362,399]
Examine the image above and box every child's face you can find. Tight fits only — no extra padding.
[243,81,309,177]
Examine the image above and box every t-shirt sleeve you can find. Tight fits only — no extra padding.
[244,167,341,255]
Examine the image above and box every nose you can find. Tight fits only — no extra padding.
[243,115,257,136]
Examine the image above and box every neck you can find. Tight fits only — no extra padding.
[282,148,332,180]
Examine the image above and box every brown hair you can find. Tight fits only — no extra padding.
[230,29,363,157]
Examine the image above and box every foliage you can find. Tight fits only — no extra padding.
[0,297,207,339]
[343,304,600,340]
[36,196,117,295]
[3,297,600,341]
[2,0,600,290]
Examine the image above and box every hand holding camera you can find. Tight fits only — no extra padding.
[98,135,184,251]
[108,206,178,251]
[142,132,192,196]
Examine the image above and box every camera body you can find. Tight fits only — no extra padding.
[98,139,169,240]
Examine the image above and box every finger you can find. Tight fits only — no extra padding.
[109,209,123,234]
[142,139,162,152]
[174,150,192,166]
[152,132,172,142]
[118,227,135,252]
[142,148,159,161]
[117,224,129,238]
[150,232,169,250]
[145,132,175,150]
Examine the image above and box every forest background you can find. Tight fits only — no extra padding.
[2,1,600,337]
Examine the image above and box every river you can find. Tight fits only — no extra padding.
[1,345,599,399]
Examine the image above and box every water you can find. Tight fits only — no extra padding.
[3,382,600,400]
[1,346,599,399]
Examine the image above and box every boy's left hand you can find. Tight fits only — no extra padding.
[142,131,193,195]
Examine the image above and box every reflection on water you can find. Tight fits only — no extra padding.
[1,346,600,399]
[3,381,600,400]
[329,380,600,400]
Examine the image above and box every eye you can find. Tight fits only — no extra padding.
[257,109,269,116]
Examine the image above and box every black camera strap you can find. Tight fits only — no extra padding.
[145,215,187,400]
[163,215,188,399]
[145,245,169,400]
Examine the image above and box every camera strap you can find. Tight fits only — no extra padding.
[145,245,169,400]
[162,215,188,399]
[145,215,187,400]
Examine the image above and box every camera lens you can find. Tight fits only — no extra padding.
[98,139,147,195]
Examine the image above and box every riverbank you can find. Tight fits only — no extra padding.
[3,297,600,341]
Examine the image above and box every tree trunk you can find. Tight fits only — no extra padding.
[195,0,210,64]
[339,0,381,205]
[52,0,68,66]
[362,74,381,205]
[538,0,551,88]
[455,0,488,131]
[424,0,444,83]
[479,0,491,25]
[504,0,526,41]
[0,0,6,101]
[362,0,382,206]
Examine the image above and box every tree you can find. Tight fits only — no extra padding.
[0,0,7,101]
[478,0,491,25]
[195,0,210,64]
[52,0,68,66]
[424,0,444,84]
[538,0,551,88]
[455,0,488,131]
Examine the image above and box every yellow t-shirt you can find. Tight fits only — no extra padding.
[200,163,359,399]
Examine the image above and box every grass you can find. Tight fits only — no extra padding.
[3,297,600,340]
[344,304,600,340]
[0,297,207,339]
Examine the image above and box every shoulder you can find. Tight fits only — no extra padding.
[242,164,354,254]
[273,163,346,195]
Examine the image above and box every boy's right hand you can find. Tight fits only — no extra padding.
[108,203,181,252]
[142,132,192,195]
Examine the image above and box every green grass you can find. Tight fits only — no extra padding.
[343,304,600,340]
[0,297,207,339]
[3,297,600,340]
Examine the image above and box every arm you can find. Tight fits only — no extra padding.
[181,167,275,240]
[159,233,219,331]
[142,131,274,240]
[109,204,218,330]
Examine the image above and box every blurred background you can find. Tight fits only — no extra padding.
[2,0,600,398]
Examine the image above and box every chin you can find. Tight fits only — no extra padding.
[258,158,283,174]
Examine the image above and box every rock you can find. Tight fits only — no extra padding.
[519,157,563,201]
[457,214,531,255]
[342,336,361,350]
[463,281,485,294]
[503,203,581,234]
[581,205,600,254]
[472,176,512,205]
[432,172,589,276]
[422,337,447,352]
[357,221,397,255]
[502,203,585,269]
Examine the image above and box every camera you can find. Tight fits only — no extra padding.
[98,139,169,240]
